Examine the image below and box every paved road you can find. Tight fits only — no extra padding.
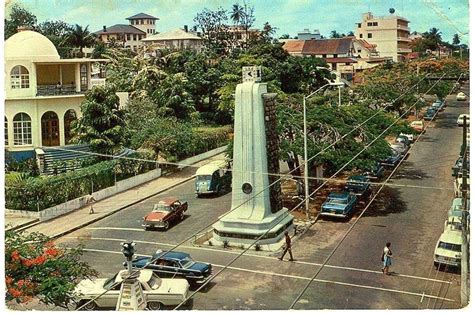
[53,86,468,310]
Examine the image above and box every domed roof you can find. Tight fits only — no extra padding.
[5,30,60,62]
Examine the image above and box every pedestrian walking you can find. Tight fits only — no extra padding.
[87,195,96,214]
[278,231,294,261]
[381,242,393,275]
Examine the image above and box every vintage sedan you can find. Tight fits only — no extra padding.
[380,152,403,168]
[410,120,424,133]
[142,198,188,230]
[433,229,462,268]
[423,108,437,120]
[130,250,212,285]
[363,162,385,180]
[74,269,189,310]
[457,92,467,101]
[344,175,370,197]
[320,192,357,218]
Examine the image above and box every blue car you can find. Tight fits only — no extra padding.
[320,192,358,218]
[380,153,403,168]
[129,250,212,284]
[344,175,370,197]
[423,108,437,120]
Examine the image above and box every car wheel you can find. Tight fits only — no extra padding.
[148,301,163,310]
[79,300,98,311]
[180,212,185,221]
[164,221,169,230]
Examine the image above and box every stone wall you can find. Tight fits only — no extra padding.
[263,93,283,213]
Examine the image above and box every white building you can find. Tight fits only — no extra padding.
[4,30,107,161]
[297,29,322,40]
[355,12,411,61]
[142,28,203,51]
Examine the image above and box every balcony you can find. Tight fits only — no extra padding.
[340,65,354,73]
[397,47,412,53]
[397,37,411,42]
[36,84,84,97]
[397,24,410,31]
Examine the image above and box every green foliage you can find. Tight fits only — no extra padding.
[5,155,39,177]
[4,3,37,39]
[65,24,96,57]
[5,229,98,308]
[5,154,157,211]
[71,85,127,156]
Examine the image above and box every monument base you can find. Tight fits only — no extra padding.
[211,208,294,251]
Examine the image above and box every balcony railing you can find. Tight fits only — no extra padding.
[397,37,411,41]
[36,84,82,96]
[397,25,410,31]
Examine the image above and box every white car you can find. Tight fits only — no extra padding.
[399,133,414,142]
[74,269,189,310]
[433,229,462,268]
[454,176,470,198]
[444,216,462,232]
[457,92,467,101]
[410,120,424,133]
[457,114,470,127]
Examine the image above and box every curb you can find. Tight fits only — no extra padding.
[45,175,195,240]
[5,218,40,232]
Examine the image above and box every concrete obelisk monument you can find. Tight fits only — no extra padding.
[212,66,293,250]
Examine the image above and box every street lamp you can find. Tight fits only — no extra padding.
[302,80,344,220]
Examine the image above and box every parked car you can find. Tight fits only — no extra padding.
[320,192,358,218]
[399,132,415,143]
[452,157,469,177]
[457,114,470,127]
[431,101,444,112]
[390,143,409,156]
[410,120,424,133]
[73,269,189,310]
[344,175,370,197]
[449,197,469,217]
[142,198,188,230]
[433,229,462,268]
[364,162,385,180]
[195,160,231,197]
[380,152,403,168]
[454,176,470,198]
[396,135,411,146]
[423,108,437,120]
[129,250,212,285]
[457,92,467,101]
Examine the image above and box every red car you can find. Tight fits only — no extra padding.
[142,197,188,230]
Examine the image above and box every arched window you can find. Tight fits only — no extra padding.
[10,66,30,89]
[13,113,32,145]
[5,116,8,146]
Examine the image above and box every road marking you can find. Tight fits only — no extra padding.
[62,236,451,285]
[79,247,455,303]
[85,227,144,232]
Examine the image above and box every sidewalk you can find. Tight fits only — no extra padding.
[9,153,226,239]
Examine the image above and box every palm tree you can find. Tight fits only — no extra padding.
[230,4,244,25]
[67,24,96,57]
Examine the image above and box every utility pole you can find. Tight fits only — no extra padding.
[303,95,310,221]
[116,241,146,311]
[461,116,470,307]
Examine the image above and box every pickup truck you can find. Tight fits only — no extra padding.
[320,192,358,218]
[344,175,370,197]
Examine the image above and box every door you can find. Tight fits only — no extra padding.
[41,111,60,146]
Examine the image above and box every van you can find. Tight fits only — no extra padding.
[195,160,231,197]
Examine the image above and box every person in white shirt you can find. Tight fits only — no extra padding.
[382,242,393,275]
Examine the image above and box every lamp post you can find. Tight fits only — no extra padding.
[303,81,344,220]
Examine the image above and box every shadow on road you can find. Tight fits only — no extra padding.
[363,187,408,217]
[392,161,430,180]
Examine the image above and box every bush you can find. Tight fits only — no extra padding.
[5,153,157,211]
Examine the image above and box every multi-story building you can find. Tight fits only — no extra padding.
[227,25,260,50]
[355,12,411,61]
[297,29,322,40]
[142,27,203,52]
[95,13,158,52]
[4,30,108,160]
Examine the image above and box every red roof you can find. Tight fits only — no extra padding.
[282,40,305,54]
[302,38,353,55]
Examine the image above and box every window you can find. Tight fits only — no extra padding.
[322,54,327,58]
[127,34,131,40]
[357,23,361,28]
[80,64,88,91]
[5,117,8,145]
[367,22,373,26]
[359,34,363,38]
[373,22,378,26]
[333,54,338,58]
[357,49,362,53]
[368,33,372,38]
[10,65,29,89]
[133,34,137,41]
[13,113,32,145]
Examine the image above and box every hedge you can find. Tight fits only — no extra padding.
[5,153,157,211]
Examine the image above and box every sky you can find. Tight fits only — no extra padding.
[3,0,471,44]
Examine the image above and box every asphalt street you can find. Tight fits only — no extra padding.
[55,84,469,310]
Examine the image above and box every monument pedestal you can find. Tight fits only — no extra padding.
[212,79,293,251]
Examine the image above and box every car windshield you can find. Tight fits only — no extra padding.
[438,241,461,252]
[103,273,119,290]
[329,197,347,204]
[180,256,195,269]
[447,221,462,230]
[153,203,171,212]
[197,175,212,181]
[147,275,163,290]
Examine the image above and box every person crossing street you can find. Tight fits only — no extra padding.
[278,231,294,261]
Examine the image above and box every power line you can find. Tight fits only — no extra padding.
[289,73,461,309]
[74,73,433,310]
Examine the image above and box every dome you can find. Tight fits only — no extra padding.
[5,30,60,62]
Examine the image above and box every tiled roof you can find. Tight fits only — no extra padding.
[282,40,305,54]
[126,13,159,20]
[142,28,201,41]
[95,24,145,35]
[324,57,357,63]
[356,39,377,49]
[302,38,353,55]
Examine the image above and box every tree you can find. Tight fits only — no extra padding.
[330,30,345,38]
[279,34,290,39]
[346,31,354,36]
[4,3,37,39]
[66,24,96,57]
[36,20,74,57]
[194,8,231,54]
[230,1,256,50]
[71,85,128,155]
[230,4,244,24]
[5,229,97,308]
